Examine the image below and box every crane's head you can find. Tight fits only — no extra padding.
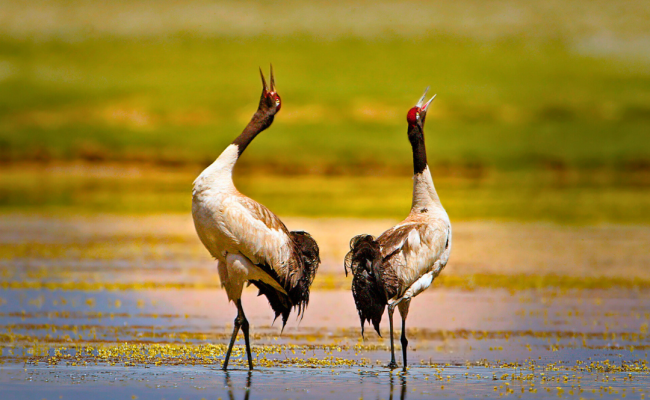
[406,86,436,129]
[258,65,282,115]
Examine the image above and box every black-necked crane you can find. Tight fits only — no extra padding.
[344,88,451,371]
[192,66,320,370]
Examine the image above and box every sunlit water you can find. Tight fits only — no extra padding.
[1,216,649,399]
[1,286,649,399]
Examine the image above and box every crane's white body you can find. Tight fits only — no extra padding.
[378,165,452,310]
[192,144,292,301]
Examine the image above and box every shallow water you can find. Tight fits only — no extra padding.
[2,363,649,400]
[1,215,649,398]
[1,286,649,399]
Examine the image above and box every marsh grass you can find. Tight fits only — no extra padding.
[0,2,648,170]
[1,164,648,224]
[1,1,648,223]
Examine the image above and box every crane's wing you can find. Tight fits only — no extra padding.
[378,220,451,295]
[223,195,295,279]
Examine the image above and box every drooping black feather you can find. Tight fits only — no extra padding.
[285,231,320,322]
[344,235,387,337]
[249,279,290,325]
[250,231,320,330]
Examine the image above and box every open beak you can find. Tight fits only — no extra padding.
[422,93,436,112]
[259,67,269,93]
[269,64,276,93]
[415,86,436,112]
[415,86,436,120]
[416,86,436,112]
[416,86,430,107]
[259,65,276,94]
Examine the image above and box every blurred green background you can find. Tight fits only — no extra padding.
[1,0,649,223]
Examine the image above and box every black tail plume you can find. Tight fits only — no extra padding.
[286,231,320,323]
[250,231,320,331]
[249,280,291,329]
[344,234,386,337]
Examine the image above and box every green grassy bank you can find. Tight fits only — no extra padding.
[0,34,648,170]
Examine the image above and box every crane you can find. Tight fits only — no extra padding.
[192,66,320,370]
[345,88,451,371]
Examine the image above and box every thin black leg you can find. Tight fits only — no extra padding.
[223,312,242,370]
[388,306,397,369]
[236,299,254,370]
[400,316,408,371]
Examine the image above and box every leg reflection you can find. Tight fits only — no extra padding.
[388,372,407,400]
[224,370,253,400]
[224,371,235,400]
[244,371,252,400]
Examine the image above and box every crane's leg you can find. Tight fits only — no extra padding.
[400,317,408,371]
[220,255,254,370]
[236,299,254,370]
[387,304,397,369]
[222,311,242,370]
[223,300,253,370]
[398,299,411,372]
[219,258,240,371]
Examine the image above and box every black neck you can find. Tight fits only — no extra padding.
[231,110,274,157]
[408,124,427,175]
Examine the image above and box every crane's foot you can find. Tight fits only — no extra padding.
[388,361,398,370]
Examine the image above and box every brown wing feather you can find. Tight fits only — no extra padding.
[231,196,321,328]
[237,195,290,234]
[377,223,426,258]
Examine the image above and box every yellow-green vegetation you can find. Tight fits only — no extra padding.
[0,342,374,368]
[1,1,649,224]
[1,340,648,372]
[1,325,648,346]
[1,166,649,223]
[4,273,650,292]
[0,1,648,172]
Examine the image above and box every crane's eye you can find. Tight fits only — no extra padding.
[271,93,282,110]
[406,107,419,124]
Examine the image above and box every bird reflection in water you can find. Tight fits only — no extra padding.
[389,373,407,400]
[224,371,252,400]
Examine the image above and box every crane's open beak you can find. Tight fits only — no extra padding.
[259,65,276,94]
[422,93,436,112]
[259,67,269,93]
[416,86,430,108]
[415,86,436,117]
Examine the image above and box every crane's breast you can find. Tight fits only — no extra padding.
[192,190,234,260]
[380,220,450,297]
